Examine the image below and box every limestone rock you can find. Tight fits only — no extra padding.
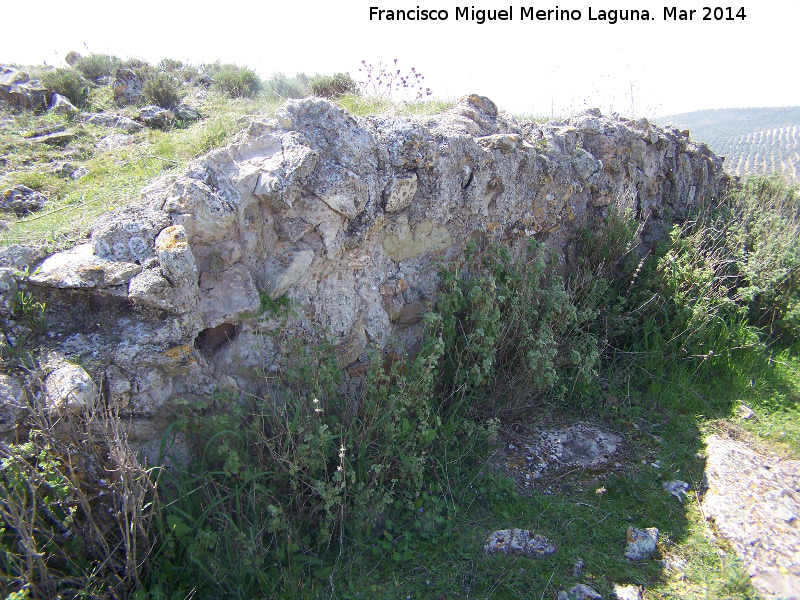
[624,527,658,561]
[384,173,418,212]
[264,243,315,298]
[484,528,555,557]
[29,243,141,289]
[0,65,51,112]
[48,93,79,116]
[155,226,197,284]
[0,267,18,316]
[10,97,727,456]
[702,434,800,599]
[137,105,175,129]
[113,68,144,105]
[198,264,260,328]
[44,363,95,415]
[0,244,48,271]
[612,584,642,600]
[0,373,28,436]
[92,203,170,262]
[78,112,143,133]
[64,51,82,66]
[558,584,603,600]
[1,185,48,215]
[173,104,200,121]
[381,217,451,262]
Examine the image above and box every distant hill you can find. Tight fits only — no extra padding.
[653,107,800,182]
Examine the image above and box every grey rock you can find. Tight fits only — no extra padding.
[79,112,144,133]
[484,528,555,557]
[8,95,728,456]
[663,480,690,502]
[44,362,95,415]
[30,130,75,145]
[0,65,51,112]
[173,104,200,121]
[703,434,800,599]
[612,584,642,600]
[558,584,603,600]
[137,105,175,129]
[28,243,141,289]
[113,68,144,105]
[384,173,418,212]
[624,527,658,561]
[0,267,19,316]
[0,373,28,436]
[64,51,82,66]
[48,93,79,116]
[0,244,48,270]
[1,185,48,215]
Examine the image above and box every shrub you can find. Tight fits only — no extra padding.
[310,72,359,99]
[74,53,121,82]
[119,57,155,84]
[431,239,599,413]
[262,72,309,100]
[212,64,261,98]
[41,68,89,108]
[144,71,183,108]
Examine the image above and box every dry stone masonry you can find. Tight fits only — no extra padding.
[0,95,726,459]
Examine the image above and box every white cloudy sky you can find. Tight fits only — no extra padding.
[3,0,798,118]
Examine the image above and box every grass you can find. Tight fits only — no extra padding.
[2,57,799,599]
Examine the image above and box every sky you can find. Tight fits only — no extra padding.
[2,0,798,118]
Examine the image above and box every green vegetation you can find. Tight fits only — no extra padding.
[40,69,89,108]
[210,63,262,99]
[143,71,184,109]
[74,53,122,83]
[2,54,799,600]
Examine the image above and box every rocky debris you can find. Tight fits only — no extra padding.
[624,527,658,561]
[557,584,602,600]
[48,93,79,116]
[28,242,141,290]
[51,161,88,180]
[64,51,82,66]
[137,106,175,129]
[0,244,48,271]
[27,126,76,145]
[173,104,200,121]
[0,65,51,112]
[612,584,642,600]
[702,434,800,599]
[499,424,622,487]
[1,185,48,215]
[113,68,144,105]
[0,373,29,437]
[0,267,19,317]
[483,528,556,557]
[13,95,726,452]
[43,360,96,415]
[663,480,690,502]
[78,112,144,133]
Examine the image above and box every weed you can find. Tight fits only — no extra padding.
[262,72,309,101]
[357,59,432,102]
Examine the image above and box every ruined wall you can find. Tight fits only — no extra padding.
[0,95,727,459]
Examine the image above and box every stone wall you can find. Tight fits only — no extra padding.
[0,95,727,459]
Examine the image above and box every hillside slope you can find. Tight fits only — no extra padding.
[655,107,800,181]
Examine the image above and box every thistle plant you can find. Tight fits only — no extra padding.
[357,59,432,102]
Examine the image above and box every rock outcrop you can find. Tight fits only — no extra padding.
[1,95,727,457]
